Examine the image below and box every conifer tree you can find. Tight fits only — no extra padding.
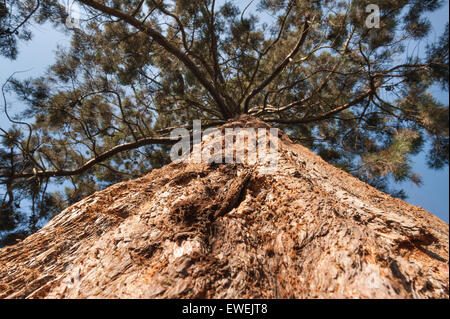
[0,0,448,245]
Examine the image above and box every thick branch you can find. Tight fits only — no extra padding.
[1,136,179,180]
[77,0,233,119]
[265,89,373,124]
[238,1,295,106]
[243,17,310,113]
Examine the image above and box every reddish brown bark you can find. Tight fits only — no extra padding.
[0,116,448,298]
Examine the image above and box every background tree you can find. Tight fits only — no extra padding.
[0,0,448,246]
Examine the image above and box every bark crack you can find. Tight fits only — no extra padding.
[213,168,254,220]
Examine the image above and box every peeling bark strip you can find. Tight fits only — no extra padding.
[0,116,448,299]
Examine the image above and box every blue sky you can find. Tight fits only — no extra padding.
[0,1,448,222]
[396,1,449,222]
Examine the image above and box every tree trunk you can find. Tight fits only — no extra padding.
[0,116,448,298]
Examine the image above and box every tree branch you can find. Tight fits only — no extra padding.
[238,0,295,106]
[77,0,233,119]
[0,136,179,180]
[264,89,374,124]
[243,17,310,113]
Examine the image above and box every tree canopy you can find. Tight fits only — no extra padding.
[0,0,448,245]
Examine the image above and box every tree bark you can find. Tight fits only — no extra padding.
[0,116,448,298]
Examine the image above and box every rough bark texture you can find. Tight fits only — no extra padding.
[0,116,448,299]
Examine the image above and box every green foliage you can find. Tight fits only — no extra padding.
[361,129,422,183]
[427,23,449,91]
